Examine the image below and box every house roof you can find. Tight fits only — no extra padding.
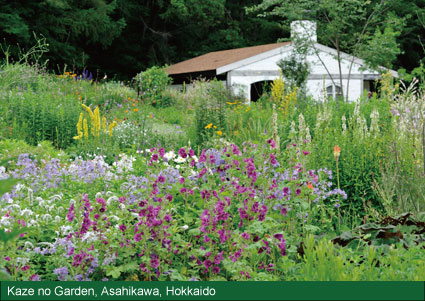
[166,42,291,75]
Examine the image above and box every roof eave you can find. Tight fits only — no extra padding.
[216,43,293,75]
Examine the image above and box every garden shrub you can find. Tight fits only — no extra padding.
[133,66,173,107]
[193,79,230,146]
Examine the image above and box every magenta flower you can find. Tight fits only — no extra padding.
[134,233,142,242]
[67,203,75,222]
[178,147,187,158]
[150,254,160,269]
[241,232,250,240]
[119,225,127,232]
[212,266,220,274]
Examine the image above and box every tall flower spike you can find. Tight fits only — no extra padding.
[102,116,107,134]
[82,104,95,135]
[94,106,101,137]
[83,118,88,139]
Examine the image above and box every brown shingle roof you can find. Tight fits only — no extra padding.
[167,42,291,75]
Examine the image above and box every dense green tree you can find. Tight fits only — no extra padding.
[1,0,423,79]
[0,0,125,72]
[248,0,406,100]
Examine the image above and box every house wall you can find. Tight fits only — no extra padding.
[228,46,378,102]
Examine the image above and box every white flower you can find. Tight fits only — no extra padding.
[20,209,34,216]
[164,151,176,161]
[41,214,52,222]
[0,216,11,227]
[61,225,74,235]
[82,231,98,243]
[15,183,25,192]
[54,216,61,223]
[16,257,29,265]
[28,219,38,227]
[181,225,189,230]
[24,241,34,249]
[107,196,119,206]
[109,215,120,222]
[49,194,62,202]
[174,156,186,163]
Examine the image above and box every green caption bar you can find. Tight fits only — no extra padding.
[1,281,424,301]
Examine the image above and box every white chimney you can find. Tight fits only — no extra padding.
[291,20,317,43]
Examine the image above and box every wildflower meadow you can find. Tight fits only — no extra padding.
[1,47,425,283]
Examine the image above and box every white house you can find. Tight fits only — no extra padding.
[167,21,397,102]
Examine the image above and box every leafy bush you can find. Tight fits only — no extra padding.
[193,80,231,145]
[134,66,172,107]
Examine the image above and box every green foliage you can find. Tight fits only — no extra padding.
[277,55,310,90]
[0,139,67,161]
[359,15,404,70]
[134,66,173,107]
[192,80,230,145]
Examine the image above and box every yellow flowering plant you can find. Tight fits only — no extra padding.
[74,104,117,141]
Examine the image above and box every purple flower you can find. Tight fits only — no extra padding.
[203,259,213,269]
[30,274,40,281]
[67,203,75,222]
[241,232,250,240]
[273,233,283,241]
[296,188,301,196]
[53,267,68,281]
[119,225,127,232]
[178,148,187,158]
[212,266,220,274]
[281,207,288,216]
[150,254,160,269]
[303,151,310,156]
[134,233,142,242]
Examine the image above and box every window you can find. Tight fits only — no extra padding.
[326,84,342,100]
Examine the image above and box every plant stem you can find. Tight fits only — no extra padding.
[336,160,340,190]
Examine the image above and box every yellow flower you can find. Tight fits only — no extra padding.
[83,118,88,139]
[133,108,139,112]
[93,106,101,137]
[216,130,223,136]
[102,116,107,134]
[205,123,213,129]
[76,112,83,138]
[81,104,95,135]
[108,121,118,137]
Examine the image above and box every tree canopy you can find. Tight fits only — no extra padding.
[0,0,424,80]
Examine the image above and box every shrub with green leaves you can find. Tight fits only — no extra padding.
[133,66,173,107]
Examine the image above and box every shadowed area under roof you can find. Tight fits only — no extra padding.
[166,42,291,75]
